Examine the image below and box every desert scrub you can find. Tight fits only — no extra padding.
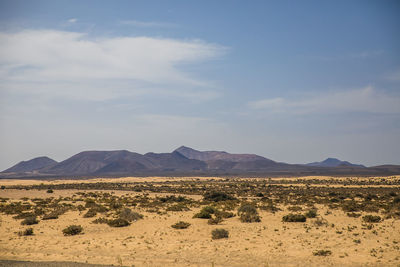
[304,209,317,218]
[83,208,97,218]
[46,189,54,193]
[63,225,83,236]
[171,221,191,229]
[215,210,235,218]
[92,217,108,224]
[313,250,332,256]
[211,228,229,239]
[362,215,382,223]
[208,216,223,225]
[282,214,307,222]
[238,203,261,223]
[21,216,39,225]
[193,206,215,219]
[107,218,130,227]
[203,191,236,202]
[347,212,361,218]
[42,212,59,220]
[118,208,143,222]
[166,203,190,211]
[18,228,34,236]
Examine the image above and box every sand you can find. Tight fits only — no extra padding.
[0,176,399,266]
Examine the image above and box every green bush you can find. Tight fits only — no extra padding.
[63,225,83,236]
[171,221,191,229]
[362,215,382,223]
[282,214,307,222]
[107,218,130,227]
[46,189,54,193]
[211,228,229,239]
[21,216,39,225]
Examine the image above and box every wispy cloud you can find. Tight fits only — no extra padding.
[67,18,78,23]
[119,20,178,28]
[384,69,400,82]
[0,29,227,101]
[248,86,400,115]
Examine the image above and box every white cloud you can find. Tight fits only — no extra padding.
[0,29,226,100]
[248,86,400,114]
[68,18,78,23]
[119,20,177,28]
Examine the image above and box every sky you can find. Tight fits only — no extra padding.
[0,0,399,169]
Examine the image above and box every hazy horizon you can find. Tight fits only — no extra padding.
[1,0,399,170]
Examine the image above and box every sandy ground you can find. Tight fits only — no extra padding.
[0,177,399,267]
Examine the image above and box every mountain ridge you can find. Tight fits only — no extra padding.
[1,146,399,178]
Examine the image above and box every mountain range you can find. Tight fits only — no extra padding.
[1,146,399,178]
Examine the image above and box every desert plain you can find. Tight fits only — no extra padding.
[0,176,399,267]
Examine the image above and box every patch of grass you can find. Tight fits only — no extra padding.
[362,215,382,223]
[282,214,306,222]
[211,228,229,239]
[171,221,191,229]
[63,225,83,236]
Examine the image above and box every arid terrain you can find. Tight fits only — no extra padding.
[0,176,400,267]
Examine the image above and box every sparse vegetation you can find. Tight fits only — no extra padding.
[282,214,306,222]
[107,218,130,227]
[18,228,34,236]
[62,225,83,236]
[313,250,332,256]
[211,228,229,239]
[21,216,39,225]
[171,221,191,229]
[362,215,382,223]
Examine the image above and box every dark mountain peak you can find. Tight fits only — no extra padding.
[2,156,57,173]
[307,158,365,168]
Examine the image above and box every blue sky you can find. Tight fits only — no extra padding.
[0,0,399,169]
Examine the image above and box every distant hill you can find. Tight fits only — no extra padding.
[174,146,267,162]
[3,156,57,173]
[306,158,365,168]
[1,146,399,178]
